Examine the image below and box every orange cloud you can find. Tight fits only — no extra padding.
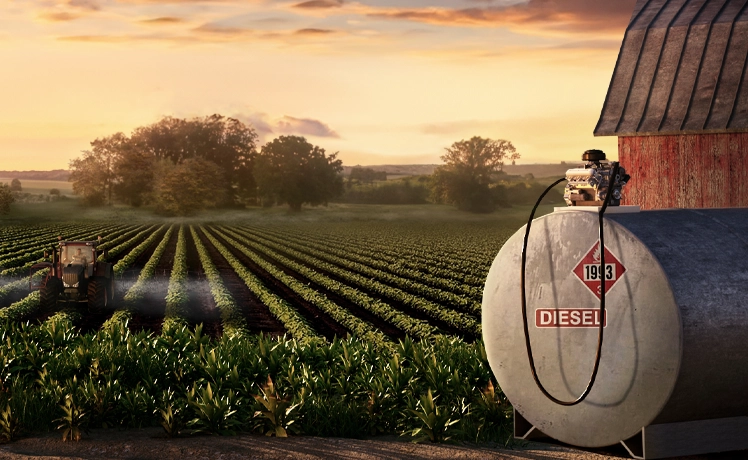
[38,11,82,22]
[276,115,340,138]
[294,28,336,35]
[293,0,344,9]
[361,0,636,35]
[140,17,185,24]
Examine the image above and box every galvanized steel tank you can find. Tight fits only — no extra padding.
[482,208,748,453]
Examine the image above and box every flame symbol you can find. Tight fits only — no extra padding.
[592,243,601,263]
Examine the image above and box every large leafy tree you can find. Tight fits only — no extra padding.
[69,133,126,206]
[152,158,226,216]
[9,179,22,192]
[130,115,258,204]
[68,115,259,210]
[0,183,14,214]
[254,135,343,211]
[431,136,519,213]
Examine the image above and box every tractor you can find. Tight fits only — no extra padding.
[30,237,115,313]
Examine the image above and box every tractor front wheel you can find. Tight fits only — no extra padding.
[40,278,62,313]
[87,277,108,313]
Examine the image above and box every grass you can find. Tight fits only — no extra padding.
[0,201,556,228]
[0,179,73,197]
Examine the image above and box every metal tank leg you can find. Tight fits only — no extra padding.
[621,417,748,459]
[516,411,748,458]
[513,409,547,440]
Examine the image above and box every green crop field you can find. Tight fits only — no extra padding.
[0,205,549,442]
[0,178,74,196]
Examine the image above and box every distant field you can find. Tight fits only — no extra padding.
[342,162,579,180]
[0,178,74,196]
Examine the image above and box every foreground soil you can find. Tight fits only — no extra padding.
[0,428,746,460]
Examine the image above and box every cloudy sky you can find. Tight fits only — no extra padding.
[0,0,637,170]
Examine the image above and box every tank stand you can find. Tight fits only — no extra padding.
[514,411,748,459]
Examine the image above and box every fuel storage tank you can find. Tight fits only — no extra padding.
[482,207,748,458]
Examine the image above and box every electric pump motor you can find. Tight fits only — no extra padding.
[563,150,630,206]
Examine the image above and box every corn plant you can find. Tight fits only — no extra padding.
[252,376,299,437]
[0,404,21,442]
[156,387,187,438]
[407,389,461,443]
[186,382,240,436]
[55,394,88,442]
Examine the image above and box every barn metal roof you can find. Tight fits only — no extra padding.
[595,0,748,136]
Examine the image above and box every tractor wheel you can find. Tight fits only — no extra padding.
[87,277,108,313]
[106,266,115,305]
[40,278,62,313]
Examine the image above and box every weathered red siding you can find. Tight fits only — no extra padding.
[618,133,748,209]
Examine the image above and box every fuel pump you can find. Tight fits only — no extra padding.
[521,150,629,406]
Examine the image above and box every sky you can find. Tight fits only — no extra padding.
[0,0,637,170]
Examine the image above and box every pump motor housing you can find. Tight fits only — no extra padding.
[563,150,630,207]
[482,208,748,458]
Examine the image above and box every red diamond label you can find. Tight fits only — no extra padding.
[573,242,626,299]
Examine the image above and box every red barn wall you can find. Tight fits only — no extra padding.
[618,133,748,209]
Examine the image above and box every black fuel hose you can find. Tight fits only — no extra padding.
[520,162,621,406]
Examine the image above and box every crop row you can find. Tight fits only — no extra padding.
[0,323,509,443]
[215,226,440,340]
[238,227,482,318]
[0,224,122,277]
[244,225,483,300]
[106,225,177,329]
[112,225,167,276]
[99,225,160,262]
[227,227,481,337]
[205,227,393,349]
[255,225,489,289]
[162,225,188,332]
[0,224,117,271]
[190,226,247,337]
[198,227,317,344]
[0,223,81,256]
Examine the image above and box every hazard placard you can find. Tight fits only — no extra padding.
[573,242,626,299]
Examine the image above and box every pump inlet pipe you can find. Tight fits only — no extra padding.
[520,151,627,406]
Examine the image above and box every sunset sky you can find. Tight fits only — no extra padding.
[0,0,637,170]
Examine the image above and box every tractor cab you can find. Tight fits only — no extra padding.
[30,237,114,313]
[59,241,99,290]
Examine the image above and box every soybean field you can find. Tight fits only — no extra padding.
[0,221,515,344]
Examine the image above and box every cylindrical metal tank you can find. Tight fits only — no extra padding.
[482,208,748,448]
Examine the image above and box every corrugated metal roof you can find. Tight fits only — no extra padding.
[595,0,748,136]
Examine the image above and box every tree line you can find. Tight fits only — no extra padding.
[69,115,343,215]
[64,114,539,215]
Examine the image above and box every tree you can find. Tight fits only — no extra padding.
[49,188,60,196]
[153,158,227,216]
[0,184,13,214]
[130,115,258,205]
[67,114,259,210]
[68,133,124,206]
[113,145,155,207]
[349,167,387,185]
[431,136,519,213]
[254,136,343,211]
[9,178,21,192]
[69,152,107,206]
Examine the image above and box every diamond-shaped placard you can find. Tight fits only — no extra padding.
[573,242,626,299]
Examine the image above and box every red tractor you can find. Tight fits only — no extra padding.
[30,238,115,313]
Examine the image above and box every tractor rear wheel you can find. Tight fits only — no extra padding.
[40,278,62,313]
[87,277,108,313]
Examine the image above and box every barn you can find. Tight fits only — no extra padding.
[595,0,748,209]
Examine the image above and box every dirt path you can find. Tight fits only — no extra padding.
[0,429,616,460]
[1,428,744,460]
